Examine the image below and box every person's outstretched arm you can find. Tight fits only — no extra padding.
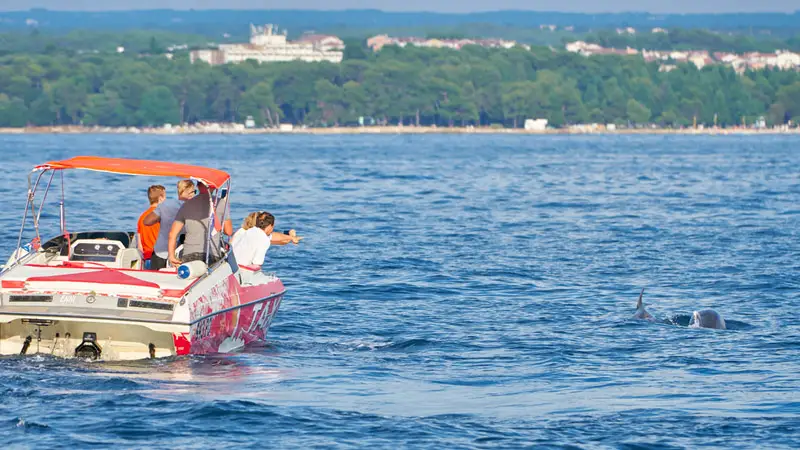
[270,231,302,246]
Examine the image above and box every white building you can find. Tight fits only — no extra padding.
[296,33,346,52]
[524,119,548,131]
[690,56,708,69]
[775,51,800,69]
[565,41,603,54]
[190,24,344,65]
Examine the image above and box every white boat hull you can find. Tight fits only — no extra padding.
[0,318,180,360]
[0,248,285,360]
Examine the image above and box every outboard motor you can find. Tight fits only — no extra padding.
[75,332,102,360]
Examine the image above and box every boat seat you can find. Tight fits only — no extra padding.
[117,248,143,270]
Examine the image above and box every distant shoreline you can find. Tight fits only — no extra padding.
[1,126,798,136]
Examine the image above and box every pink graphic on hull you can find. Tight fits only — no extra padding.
[173,332,191,356]
[187,274,285,355]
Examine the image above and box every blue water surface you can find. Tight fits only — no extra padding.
[0,134,798,449]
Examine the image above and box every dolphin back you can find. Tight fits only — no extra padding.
[633,288,653,320]
[691,309,726,330]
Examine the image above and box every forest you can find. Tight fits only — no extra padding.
[1,43,799,129]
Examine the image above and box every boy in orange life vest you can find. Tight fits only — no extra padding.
[137,185,165,269]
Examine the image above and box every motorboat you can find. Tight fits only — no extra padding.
[0,156,285,360]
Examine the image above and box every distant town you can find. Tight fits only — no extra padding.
[184,23,800,74]
[566,41,800,73]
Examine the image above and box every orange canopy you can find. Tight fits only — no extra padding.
[36,156,230,189]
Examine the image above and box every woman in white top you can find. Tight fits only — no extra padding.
[232,211,301,284]
[230,212,259,248]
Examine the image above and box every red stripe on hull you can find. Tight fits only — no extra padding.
[26,269,161,288]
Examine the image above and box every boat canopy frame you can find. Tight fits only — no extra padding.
[12,156,232,272]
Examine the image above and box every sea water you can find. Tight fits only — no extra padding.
[0,134,798,449]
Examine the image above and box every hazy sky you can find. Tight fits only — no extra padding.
[1,1,798,13]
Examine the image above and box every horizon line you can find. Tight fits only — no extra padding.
[3,8,799,15]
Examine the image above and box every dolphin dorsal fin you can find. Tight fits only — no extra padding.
[636,288,645,309]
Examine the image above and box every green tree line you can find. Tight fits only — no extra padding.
[1,44,799,129]
[0,30,213,56]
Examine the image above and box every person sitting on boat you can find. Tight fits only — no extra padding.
[232,211,301,284]
[143,179,195,270]
[167,182,233,267]
[137,184,165,269]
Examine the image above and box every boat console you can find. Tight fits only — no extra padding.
[41,231,133,255]
[35,231,143,269]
